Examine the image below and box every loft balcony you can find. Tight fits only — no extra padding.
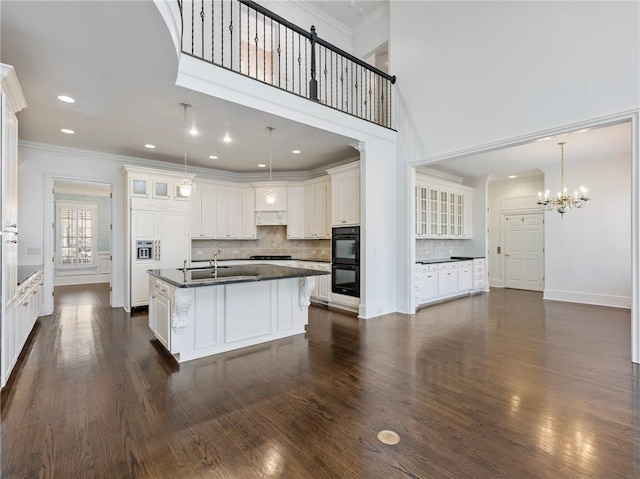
[176,0,396,129]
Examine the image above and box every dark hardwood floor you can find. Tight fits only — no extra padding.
[1,285,639,478]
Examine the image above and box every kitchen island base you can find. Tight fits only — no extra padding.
[149,274,316,363]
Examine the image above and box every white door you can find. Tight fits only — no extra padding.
[503,214,544,291]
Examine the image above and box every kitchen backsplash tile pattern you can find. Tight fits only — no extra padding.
[416,239,467,261]
[192,226,330,261]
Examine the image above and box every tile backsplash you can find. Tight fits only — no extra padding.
[192,225,330,261]
[416,239,467,261]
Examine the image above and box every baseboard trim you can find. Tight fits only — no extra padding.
[543,289,631,309]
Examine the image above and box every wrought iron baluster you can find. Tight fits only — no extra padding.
[285,27,288,91]
[191,0,194,54]
[221,0,224,65]
[200,0,204,58]
[211,1,216,63]
[297,34,301,95]
[263,13,266,82]
[230,0,234,70]
[254,10,258,79]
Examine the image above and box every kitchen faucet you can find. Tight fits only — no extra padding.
[211,250,221,275]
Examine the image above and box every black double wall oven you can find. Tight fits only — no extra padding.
[331,226,360,298]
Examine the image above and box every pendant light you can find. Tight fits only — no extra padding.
[177,102,195,198]
[265,126,277,205]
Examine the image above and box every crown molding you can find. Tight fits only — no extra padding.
[352,2,389,37]
[18,140,357,184]
[0,64,27,113]
[416,166,464,184]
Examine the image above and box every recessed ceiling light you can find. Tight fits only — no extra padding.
[145,144,156,149]
[209,155,218,159]
[537,136,552,142]
[508,175,517,179]
[578,128,590,133]
[258,163,266,168]
[57,95,75,103]
[292,149,301,154]
[60,128,75,134]
[189,127,198,136]
[223,133,232,143]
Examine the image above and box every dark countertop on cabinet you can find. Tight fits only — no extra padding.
[416,256,485,265]
[17,265,43,286]
[149,264,330,288]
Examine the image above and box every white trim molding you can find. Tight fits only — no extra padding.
[544,289,632,310]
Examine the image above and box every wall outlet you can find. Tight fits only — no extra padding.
[196,250,203,256]
[27,247,41,255]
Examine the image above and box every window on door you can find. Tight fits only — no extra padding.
[56,201,97,268]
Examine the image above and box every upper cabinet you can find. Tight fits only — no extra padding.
[286,185,305,239]
[125,166,194,202]
[327,162,360,226]
[191,180,256,240]
[1,64,27,232]
[304,177,331,239]
[415,174,473,239]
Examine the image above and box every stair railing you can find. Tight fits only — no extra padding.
[178,0,396,129]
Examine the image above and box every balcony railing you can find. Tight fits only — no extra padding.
[178,0,396,129]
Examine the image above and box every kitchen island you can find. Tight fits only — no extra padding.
[147,264,329,363]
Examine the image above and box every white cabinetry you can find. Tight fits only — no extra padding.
[215,185,256,239]
[191,183,216,238]
[472,258,486,292]
[304,178,330,239]
[191,181,255,239]
[1,63,28,389]
[414,259,486,308]
[149,278,172,350]
[1,270,43,388]
[327,162,360,226]
[415,175,473,239]
[124,165,193,311]
[286,185,305,239]
[130,200,190,308]
[298,261,330,302]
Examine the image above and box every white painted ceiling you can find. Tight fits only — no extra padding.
[0,0,359,174]
[308,0,387,28]
[422,121,632,181]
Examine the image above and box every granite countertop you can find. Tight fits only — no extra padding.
[18,265,43,285]
[149,264,330,288]
[416,256,485,265]
[192,258,331,264]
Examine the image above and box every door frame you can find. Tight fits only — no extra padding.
[43,174,114,315]
[501,211,545,291]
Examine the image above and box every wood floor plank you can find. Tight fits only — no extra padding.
[1,284,639,478]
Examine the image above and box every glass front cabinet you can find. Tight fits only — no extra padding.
[414,176,473,239]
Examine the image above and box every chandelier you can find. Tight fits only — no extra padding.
[265,126,277,205]
[177,102,195,198]
[537,141,590,217]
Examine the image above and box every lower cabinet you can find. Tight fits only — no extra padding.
[149,278,171,350]
[1,270,43,388]
[415,259,485,307]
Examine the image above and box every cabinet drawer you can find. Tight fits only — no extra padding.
[458,261,472,269]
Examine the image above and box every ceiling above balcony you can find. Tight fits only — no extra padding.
[0,0,361,174]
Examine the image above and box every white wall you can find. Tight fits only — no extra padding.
[352,4,389,59]
[487,174,545,287]
[390,1,640,161]
[543,153,632,308]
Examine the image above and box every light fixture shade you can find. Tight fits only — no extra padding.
[265,189,277,205]
[178,178,194,197]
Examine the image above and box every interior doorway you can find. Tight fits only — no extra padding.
[45,178,113,311]
[502,213,544,291]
